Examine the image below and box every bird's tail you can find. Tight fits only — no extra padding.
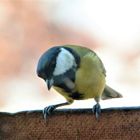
[101,85,123,100]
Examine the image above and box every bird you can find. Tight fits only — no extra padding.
[37,45,122,119]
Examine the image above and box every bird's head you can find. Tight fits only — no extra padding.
[37,46,80,90]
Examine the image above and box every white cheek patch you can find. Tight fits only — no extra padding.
[53,48,76,76]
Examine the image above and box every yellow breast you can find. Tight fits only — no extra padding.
[75,52,106,100]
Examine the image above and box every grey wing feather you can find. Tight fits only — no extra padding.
[102,85,123,100]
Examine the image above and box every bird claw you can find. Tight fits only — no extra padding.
[92,103,101,120]
[43,105,56,120]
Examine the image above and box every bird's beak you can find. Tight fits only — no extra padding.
[46,79,54,90]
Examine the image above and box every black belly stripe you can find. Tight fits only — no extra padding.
[69,92,84,100]
[55,83,84,100]
[53,66,84,100]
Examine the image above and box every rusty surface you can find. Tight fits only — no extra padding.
[0,107,140,140]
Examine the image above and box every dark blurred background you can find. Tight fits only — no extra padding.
[0,0,140,112]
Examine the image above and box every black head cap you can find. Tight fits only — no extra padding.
[37,47,60,80]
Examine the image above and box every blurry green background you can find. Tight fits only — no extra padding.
[0,0,140,112]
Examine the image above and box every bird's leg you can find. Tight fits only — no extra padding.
[92,102,101,119]
[92,97,101,120]
[43,101,72,120]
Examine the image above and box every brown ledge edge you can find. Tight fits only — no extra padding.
[0,107,140,140]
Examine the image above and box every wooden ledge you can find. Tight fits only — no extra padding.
[0,107,140,140]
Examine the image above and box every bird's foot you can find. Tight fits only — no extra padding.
[92,103,101,120]
[43,105,56,120]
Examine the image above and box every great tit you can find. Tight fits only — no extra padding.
[37,45,122,119]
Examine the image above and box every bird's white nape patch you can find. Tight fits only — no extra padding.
[53,48,76,76]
